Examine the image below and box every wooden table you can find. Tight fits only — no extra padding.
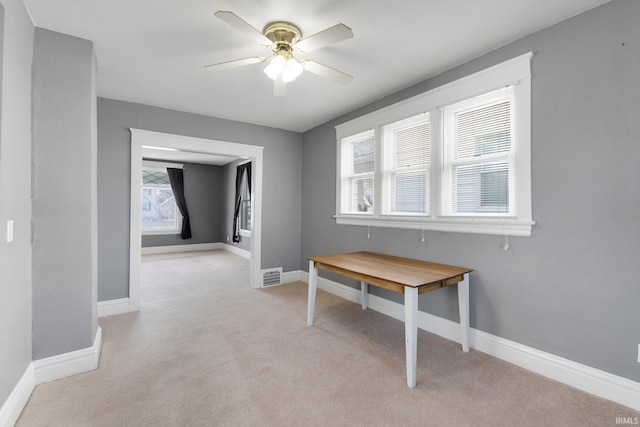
[307,251,472,388]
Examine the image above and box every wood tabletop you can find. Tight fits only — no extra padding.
[309,251,472,295]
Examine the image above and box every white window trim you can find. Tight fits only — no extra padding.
[335,52,534,237]
[340,130,376,215]
[441,87,516,218]
[238,159,252,237]
[141,160,183,236]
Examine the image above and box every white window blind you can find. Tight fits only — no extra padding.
[443,87,516,216]
[383,113,430,215]
[341,130,375,214]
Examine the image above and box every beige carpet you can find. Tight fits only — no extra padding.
[16,250,639,426]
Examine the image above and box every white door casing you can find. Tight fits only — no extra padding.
[129,128,264,310]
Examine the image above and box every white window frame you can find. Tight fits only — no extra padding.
[381,112,430,217]
[442,87,516,217]
[239,160,252,237]
[335,52,534,236]
[339,130,376,215]
[141,160,183,236]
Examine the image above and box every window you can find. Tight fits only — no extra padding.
[233,161,251,241]
[141,162,182,235]
[339,130,375,214]
[240,168,251,232]
[442,88,514,216]
[383,113,430,216]
[335,52,533,236]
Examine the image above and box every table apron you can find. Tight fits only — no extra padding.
[313,261,405,294]
[418,274,466,294]
[313,261,466,295]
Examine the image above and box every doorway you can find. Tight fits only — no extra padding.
[129,129,264,311]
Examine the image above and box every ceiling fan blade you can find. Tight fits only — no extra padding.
[273,77,287,97]
[214,11,274,47]
[205,56,266,72]
[295,23,353,53]
[303,61,353,85]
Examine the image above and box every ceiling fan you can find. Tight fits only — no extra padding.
[205,11,354,97]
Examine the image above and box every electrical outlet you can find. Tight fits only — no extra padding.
[226,236,230,242]
[6,220,13,242]
[637,344,640,363]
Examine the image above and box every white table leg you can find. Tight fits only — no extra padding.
[307,260,318,326]
[404,286,418,388]
[361,281,368,310]
[458,273,470,352]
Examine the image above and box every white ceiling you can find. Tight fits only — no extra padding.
[141,146,239,166]
[24,0,610,133]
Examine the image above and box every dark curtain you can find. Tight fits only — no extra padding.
[167,168,192,239]
[232,162,251,243]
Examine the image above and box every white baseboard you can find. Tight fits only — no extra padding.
[469,328,640,412]
[142,242,251,259]
[1,328,103,427]
[97,298,131,317]
[220,243,251,259]
[281,270,304,285]
[141,242,222,255]
[101,245,249,316]
[33,326,102,386]
[0,364,34,427]
[300,274,640,412]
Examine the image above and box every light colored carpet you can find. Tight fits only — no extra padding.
[16,250,639,426]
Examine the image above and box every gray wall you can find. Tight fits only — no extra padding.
[0,4,3,133]
[142,161,224,247]
[32,28,98,359]
[220,159,251,252]
[0,0,33,407]
[97,98,302,301]
[301,0,640,382]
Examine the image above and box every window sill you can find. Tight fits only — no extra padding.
[239,229,252,238]
[334,215,534,236]
[142,230,180,236]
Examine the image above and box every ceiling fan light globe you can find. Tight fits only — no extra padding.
[282,58,303,83]
[264,55,285,80]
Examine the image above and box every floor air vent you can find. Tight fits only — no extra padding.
[262,268,283,287]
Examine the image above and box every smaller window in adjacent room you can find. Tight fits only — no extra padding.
[240,168,251,232]
[233,161,252,242]
[141,162,182,235]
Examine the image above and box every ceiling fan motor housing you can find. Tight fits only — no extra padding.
[263,22,302,53]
